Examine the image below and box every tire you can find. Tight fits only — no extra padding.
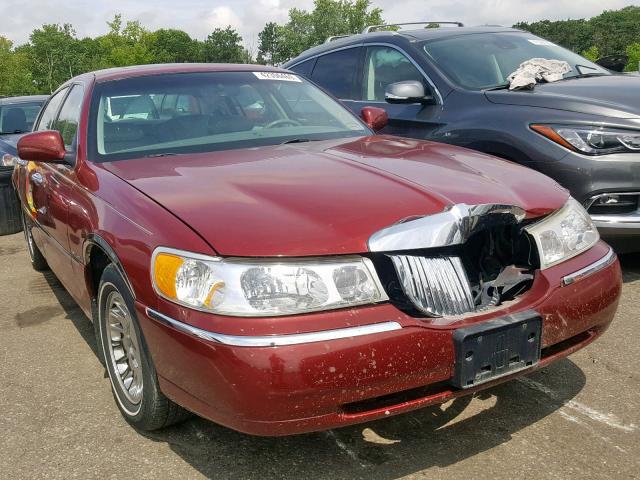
[21,211,49,271]
[0,170,22,236]
[97,264,190,430]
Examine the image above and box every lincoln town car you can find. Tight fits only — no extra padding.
[13,64,621,435]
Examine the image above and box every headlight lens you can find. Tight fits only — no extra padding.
[531,124,640,155]
[1,154,18,167]
[151,248,387,316]
[525,197,599,269]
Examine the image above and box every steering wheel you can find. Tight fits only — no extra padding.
[264,118,303,129]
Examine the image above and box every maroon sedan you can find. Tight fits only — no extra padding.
[13,64,621,435]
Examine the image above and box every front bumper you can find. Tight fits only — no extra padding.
[137,241,621,436]
[539,150,640,251]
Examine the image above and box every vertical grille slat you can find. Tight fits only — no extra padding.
[390,255,475,317]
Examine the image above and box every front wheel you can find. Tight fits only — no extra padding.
[97,264,189,430]
[22,212,48,271]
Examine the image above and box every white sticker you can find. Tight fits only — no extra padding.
[528,39,554,46]
[253,71,302,82]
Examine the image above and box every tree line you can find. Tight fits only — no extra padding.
[1,1,640,98]
[515,5,640,71]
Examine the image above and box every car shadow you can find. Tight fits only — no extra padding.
[138,359,585,480]
[618,252,640,284]
[38,262,591,479]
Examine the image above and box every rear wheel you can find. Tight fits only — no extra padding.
[97,264,189,430]
[22,212,48,271]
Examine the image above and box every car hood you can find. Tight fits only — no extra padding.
[102,136,568,257]
[0,133,26,155]
[485,75,640,118]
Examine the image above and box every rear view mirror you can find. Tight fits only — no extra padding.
[385,81,433,104]
[360,107,388,131]
[17,131,66,163]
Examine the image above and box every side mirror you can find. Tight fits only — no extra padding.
[385,81,433,104]
[361,106,388,131]
[17,131,66,163]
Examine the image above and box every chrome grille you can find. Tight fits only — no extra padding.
[390,255,475,317]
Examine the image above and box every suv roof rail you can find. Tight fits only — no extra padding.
[362,21,464,33]
[325,35,352,43]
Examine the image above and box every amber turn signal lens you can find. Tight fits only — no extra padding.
[530,124,577,151]
[153,253,184,299]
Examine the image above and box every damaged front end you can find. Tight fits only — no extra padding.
[368,204,539,318]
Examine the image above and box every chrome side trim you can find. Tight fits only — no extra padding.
[592,213,640,229]
[368,203,526,252]
[562,247,616,286]
[145,308,403,347]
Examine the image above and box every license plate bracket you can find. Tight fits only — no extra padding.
[450,310,542,389]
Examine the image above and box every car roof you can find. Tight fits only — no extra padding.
[0,95,49,105]
[285,26,522,65]
[73,63,291,84]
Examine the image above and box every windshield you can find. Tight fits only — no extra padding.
[89,71,370,162]
[422,32,609,90]
[0,102,44,134]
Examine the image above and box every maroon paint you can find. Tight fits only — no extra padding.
[17,130,66,163]
[12,64,622,436]
[360,106,389,131]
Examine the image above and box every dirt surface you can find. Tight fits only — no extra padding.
[0,231,638,480]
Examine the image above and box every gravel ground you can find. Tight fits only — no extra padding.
[0,231,638,480]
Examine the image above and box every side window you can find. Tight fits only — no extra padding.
[288,58,316,78]
[36,87,69,131]
[53,85,84,149]
[362,47,424,101]
[311,47,360,99]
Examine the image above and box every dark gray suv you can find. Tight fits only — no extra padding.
[284,25,640,252]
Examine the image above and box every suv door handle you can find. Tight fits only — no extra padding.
[31,172,44,185]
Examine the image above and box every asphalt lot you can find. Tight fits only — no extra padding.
[0,231,639,480]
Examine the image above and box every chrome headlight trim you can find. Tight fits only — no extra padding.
[368,203,526,252]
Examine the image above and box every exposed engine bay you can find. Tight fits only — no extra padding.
[372,223,539,318]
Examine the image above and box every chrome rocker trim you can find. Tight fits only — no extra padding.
[145,308,403,347]
[562,247,616,286]
[368,203,526,252]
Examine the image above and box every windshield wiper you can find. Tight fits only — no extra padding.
[144,152,179,158]
[280,138,314,145]
[484,83,511,91]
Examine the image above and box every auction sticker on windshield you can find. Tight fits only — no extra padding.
[253,72,301,82]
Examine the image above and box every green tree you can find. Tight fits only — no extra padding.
[147,28,201,63]
[203,26,249,63]
[581,46,600,62]
[27,23,81,93]
[0,37,37,96]
[257,0,384,64]
[626,43,640,72]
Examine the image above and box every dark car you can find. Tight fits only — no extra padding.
[0,95,48,234]
[12,63,620,435]
[284,24,640,252]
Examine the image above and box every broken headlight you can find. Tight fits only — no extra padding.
[532,124,640,155]
[151,248,387,316]
[525,197,599,269]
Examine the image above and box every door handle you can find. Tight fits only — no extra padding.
[31,172,44,185]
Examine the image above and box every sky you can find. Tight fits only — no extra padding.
[2,0,638,51]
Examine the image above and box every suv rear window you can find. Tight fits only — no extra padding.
[311,48,360,99]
